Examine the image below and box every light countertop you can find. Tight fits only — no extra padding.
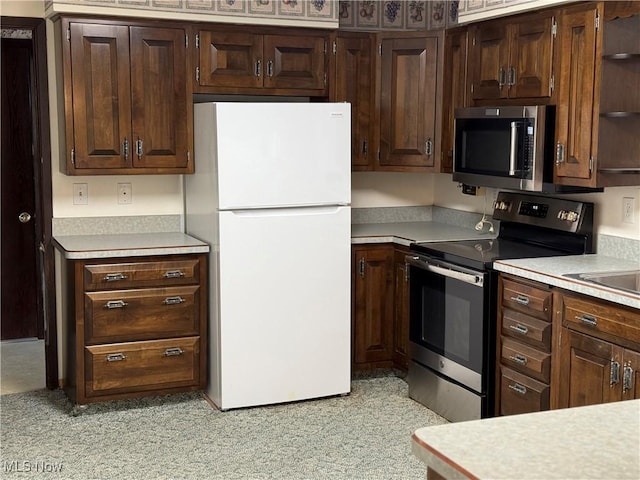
[494,255,640,309]
[351,221,494,246]
[53,232,210,259]
[412,399,640,480]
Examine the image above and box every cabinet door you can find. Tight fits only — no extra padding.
[558,328,622,407]
[68,23,132,169]
[379,36,439,170]
[469,21,509,100]
[508,14,555,98]
[130,27,192,170]
[263,34,326,91]
[393,248,409,370]
[622,348,640,401]
[352,246,394,364]
[197,31,262,88]
[554,5,599,184]
[333,34,375,171]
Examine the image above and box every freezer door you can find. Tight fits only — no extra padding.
[214,206,351,409]
[202,102,351,209]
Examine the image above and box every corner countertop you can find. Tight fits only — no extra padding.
[411,399,640,480]
[351,221,494,246]
[494,255,640,310]
[53,232,210,260]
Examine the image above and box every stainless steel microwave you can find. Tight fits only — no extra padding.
[453,106,555,192]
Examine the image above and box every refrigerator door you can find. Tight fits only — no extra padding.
[198,102,351,210]
[213,206,351,409]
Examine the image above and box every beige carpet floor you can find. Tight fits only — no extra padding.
[0,338,45,395]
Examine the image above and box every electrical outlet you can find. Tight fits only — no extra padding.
[73,183,88,205]
[623,197,635,224]
[118,183,132,204]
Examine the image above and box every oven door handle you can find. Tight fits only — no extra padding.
[406,255,484,287]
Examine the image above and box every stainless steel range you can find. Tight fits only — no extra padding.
[406,191,594,422]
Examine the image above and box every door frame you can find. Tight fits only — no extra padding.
[2,16,57,389]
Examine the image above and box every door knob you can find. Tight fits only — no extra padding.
[18,212,32,223]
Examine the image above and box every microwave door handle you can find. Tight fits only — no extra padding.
[509,121,519,176]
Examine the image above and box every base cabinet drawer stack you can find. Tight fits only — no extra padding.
[63,254,208,405]
[497,275,553,415]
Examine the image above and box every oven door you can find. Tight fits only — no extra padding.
[406,253,488,394]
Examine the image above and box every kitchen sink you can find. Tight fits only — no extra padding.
[564,270,640,295]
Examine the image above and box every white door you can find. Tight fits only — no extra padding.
[217,206,351,409]
[208,102,351,209]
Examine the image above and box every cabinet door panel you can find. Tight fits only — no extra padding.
[130,27,191,170]
[334,35,374,170]
[69,23,131,169]
[198,31,262,88]
[509,15,554,98]
[469,22,509,100]
[263,35,326,90]
[555,6,598,183]
[380,36,438,169]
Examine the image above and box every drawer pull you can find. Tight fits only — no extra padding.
[509,323,529,335]
[106,353,127,362]
[610,360,620,386]
[163,347,184,357]
[510,295,530,306]
[623,364,633,393]
[103,273,128,282]
[164,270,185,279]
[576,314,597,327]
[163,296,186,305]
[509,354,528,366]
[508,383,527,395]
[104,300,128,309]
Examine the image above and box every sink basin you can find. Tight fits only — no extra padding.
[565,270,640,295]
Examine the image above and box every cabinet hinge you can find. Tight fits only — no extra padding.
[71,147,75,166]
[187,151,191,163]
[589,157,594,173]
[551,18,557,37]
[185,34,188,48]
[595,11,600,31]
[195,66,200,82]
[66,26,70,41]
[195,34,200,49]
[332,40,337,55]
[550,75,554,92]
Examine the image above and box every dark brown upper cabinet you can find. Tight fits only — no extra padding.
[59,18,193,175]
[194,27,328,96]
[468,11,556,102]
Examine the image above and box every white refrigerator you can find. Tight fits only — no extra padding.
[184,102,351,410]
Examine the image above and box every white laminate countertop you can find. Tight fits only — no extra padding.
[412,399,640,480]
[494,255,640,309]
[351,221,494,246]
[53,232,210,259]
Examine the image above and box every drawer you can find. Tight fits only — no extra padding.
[502,277,552,321]
[84,337,200,397]
[563,294,640,347]
[84,286,200,344]
[501,336,551,383]
[84,258,200,291]
[500,366,549,416]
[501,308,552,351]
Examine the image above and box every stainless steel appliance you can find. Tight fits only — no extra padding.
[453,106,555,192]
[406,192,594,422]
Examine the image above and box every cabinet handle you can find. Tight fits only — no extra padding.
[510,294,530,306]
[362,140,368,156]
[106,353,127,362]
[255,59,261,77]
[103,273,128,282]
[123,137,129,161]
[509,323,529,335]
[163,347,184,357]
[508,66,516,86]
[623,363,633,393]
[556,143,565,164]
[163,270,185,279]
[359,258,365,278]
[267,60,274,77]
[498,67,506,89]
[508,383,527,395]
[136,138,143,159]
[104,300,128,309]
[425,139,433,156]
[610,360,620,386]
[575,314,597,327]
[509,354,528,366]
[163,296,185,305]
